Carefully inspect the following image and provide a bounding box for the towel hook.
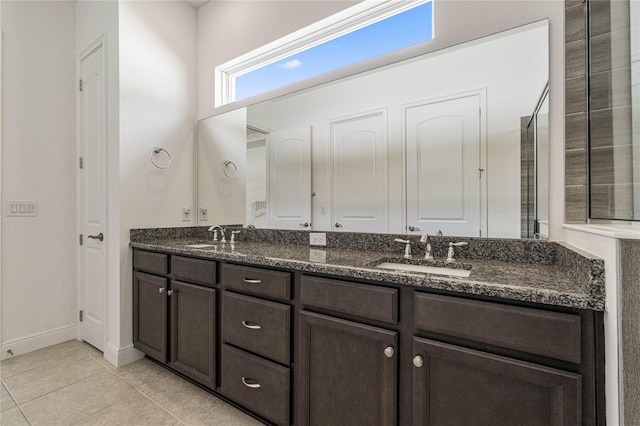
[150,147,171,169]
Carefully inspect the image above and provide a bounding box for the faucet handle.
[394,239,412,259]
[230,230,241,243]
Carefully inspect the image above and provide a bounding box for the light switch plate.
[310,232,327,246]
[6,201,38,217]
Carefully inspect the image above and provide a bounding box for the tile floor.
[0,340,264,425]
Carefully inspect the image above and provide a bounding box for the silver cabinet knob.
[299,222,310,228]
[408,226,421,232]
[413,355,424,368]
[335,223,343,228]
[241,377,261,389]
[159,287,165,293]
[167,290,174,296]
[384,346,395,358]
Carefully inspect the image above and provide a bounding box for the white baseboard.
[103,342,144,367]
[1,324,77,360]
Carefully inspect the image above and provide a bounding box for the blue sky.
[235,2,433,101]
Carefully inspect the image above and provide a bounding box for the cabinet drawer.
[221,263,291,301]
[300,275,398,324]
[133,250,168,275]
[223,292,290,364]
[171,256,216,287]
[221,344,290,426]
[414,292,582,363]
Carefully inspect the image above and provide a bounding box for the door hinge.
[479,108,481,118]
[478,168,485,178]
[79,79,83,92]
[79,234,83,246]
[79,310,83,322]
[79,157,83,169]
[479,229,482,237]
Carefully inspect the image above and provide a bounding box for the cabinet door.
[413,337,582,426]
[133,271,168,363]
[299,311,397,426]
[169,281,216,388]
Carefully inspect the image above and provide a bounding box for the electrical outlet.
[200,207,208,221]
[309,248,327,263]
[182,206,191,222]
[310,232,327,246]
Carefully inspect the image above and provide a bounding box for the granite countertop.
[130,235,605,311]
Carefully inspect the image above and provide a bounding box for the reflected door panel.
[268,126,312,230]
[406,94,482,237]
[331,111,388,233]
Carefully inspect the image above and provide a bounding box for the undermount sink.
[375,262,472,278]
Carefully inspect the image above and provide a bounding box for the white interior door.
[331,111,388,233]
[268,125,312,230]
[78,43,107,351]
[405,94,483,237]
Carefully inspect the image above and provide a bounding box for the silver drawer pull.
[243,278,262,284]
[242,321,262,330]
[241,377,261,389]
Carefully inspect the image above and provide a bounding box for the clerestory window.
[216,0,434,106]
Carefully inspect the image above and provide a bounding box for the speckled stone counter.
[130,227,606,311]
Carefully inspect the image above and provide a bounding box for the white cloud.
[280,59,302,70]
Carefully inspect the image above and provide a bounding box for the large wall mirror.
[197,20,549,238]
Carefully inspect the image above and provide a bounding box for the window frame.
[215,0,433,107]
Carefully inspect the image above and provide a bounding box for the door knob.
[159,287,165,293]
[87,233,104,241]
[167,290,174,296]
[299,222,310,228]
[335,223,343,228]
[408,226,421,232]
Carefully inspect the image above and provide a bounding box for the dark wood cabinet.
[298,310,398,426]
[133,249,602,426]
[412,337,582,426]
[169,280,216,388]
[133,253,218,389]
[133,271,168,363]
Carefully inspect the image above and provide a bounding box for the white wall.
[247,24,547,237]
[118,0,197,356]
[1,1,78,357]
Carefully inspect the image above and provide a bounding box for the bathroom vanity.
[131,228,605,426]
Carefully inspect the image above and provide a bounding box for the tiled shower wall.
[565,0,589,222]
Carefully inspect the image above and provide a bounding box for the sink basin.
[186,244,216,249]
[376,262,471,278]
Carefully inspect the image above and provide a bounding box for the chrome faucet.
[208,225,226,243]
[394,238,412,259]
[420,234,434,260]
[446,241,468,262]
[230,230,241,243]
